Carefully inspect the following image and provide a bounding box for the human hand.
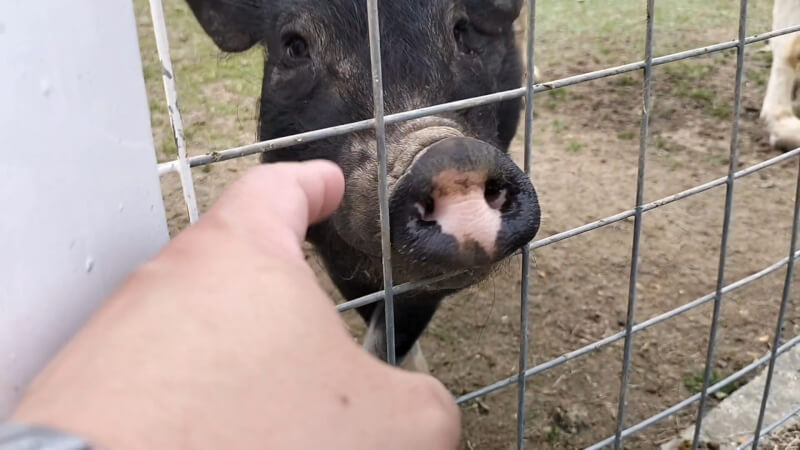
[11,160,460,450]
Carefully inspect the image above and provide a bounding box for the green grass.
[708,154,730,165]
[542,89,569,110]
[536,0,771,63]
[160,134,178,157]
[664,60,736,119]
[656,147,681,169]
[668,61,717,104]
[672,80,733,119]
[686,86,714,103]
[664,61,715,82]
[547,89,568,101]
[552,119,568,133]
[683,369,744,400]
[613,74,637,87]
[653,135,668,149]
[754,46,773,65]
[708,102,733,119]
[746,67,768,88]
[134,0,263,162]
[428,323,457,345]
[545,426,561,444]
[617,130,635,140]
[567,141,582,153]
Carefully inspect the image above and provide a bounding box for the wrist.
[0,422,94,450]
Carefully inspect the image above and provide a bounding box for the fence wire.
[736,405,800,450]
[691,1,749,449]
[146,0,800,448]
[516,0,537,447]
[148,0,198,223]
[365,0,397,366]
[613,1,655,447]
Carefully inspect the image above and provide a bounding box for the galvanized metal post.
[751,157,800,449]
[613,1,655,447]
[516,1,538,447]
[148,0,199,223]
[690,1,749,448]
[365,0,397,365]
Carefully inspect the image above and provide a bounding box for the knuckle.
[404,374,461,443]
[245,162,296,185]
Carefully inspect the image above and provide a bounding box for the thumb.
[286,159,346,231]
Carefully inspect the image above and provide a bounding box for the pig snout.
[389,137,540,269]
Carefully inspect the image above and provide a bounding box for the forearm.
[9,162,460,450]
[12,222,349,448]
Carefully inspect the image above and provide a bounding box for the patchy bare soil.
[763,423,800,449]
[136,0,799,448]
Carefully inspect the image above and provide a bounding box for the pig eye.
[453,19,473,54]
[283,34,309,62]
[453,19,468,42]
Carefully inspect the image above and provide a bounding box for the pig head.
[185,0,541,369]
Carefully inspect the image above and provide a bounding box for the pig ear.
[465,0,523,34]
[185,0,265,52]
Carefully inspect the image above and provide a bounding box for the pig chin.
[390,257,499,290]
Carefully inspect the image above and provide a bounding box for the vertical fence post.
[0,0,170,416]
[148,0,199,224]
[613,1,656,448]
[750,158,800,448]
[690,2,749,448]
[365,0,396,365]
[516,1,537,448]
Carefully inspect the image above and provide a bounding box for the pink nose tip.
[415,169,505,261]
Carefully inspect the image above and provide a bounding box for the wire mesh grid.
[147,0,800,448]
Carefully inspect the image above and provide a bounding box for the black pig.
[185,0,541,372]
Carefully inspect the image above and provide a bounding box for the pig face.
[186,0,540,289]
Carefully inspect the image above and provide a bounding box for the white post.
[0,0,169,416]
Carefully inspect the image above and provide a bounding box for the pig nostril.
[485,179,508,211]
[414,197,436,224]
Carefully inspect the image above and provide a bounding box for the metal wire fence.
[147,0,800,448]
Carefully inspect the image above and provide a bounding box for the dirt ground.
[135,0,799,448]
[763,423,800,449]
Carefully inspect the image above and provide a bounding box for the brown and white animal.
[185,0,542,372]
[762,0,800,150]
